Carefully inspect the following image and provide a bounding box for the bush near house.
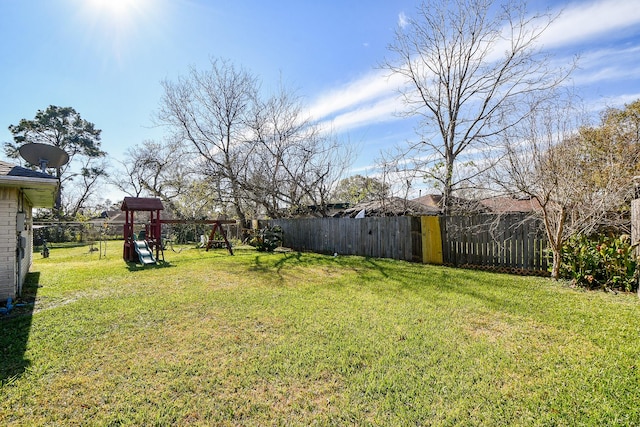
[560,234,638,292]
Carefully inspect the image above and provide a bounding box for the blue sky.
[1,0,640,201]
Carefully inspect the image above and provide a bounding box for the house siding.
[18,207,33,289]
[0,188,34,301]
[0,188,18,300]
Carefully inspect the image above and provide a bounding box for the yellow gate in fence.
[421,216,443,264]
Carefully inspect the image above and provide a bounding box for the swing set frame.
[121,197,235,263]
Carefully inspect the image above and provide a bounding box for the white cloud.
[586,93,640,112]
[307,70,405,122]
[574,64,640,86]
[554,44,640,113]
[307,0,640,144]
[540,0,640,48]
[398,11,408,29]
[317,95,404,134]
[577,45,640,66]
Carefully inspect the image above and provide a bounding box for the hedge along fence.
[266,213,549,275]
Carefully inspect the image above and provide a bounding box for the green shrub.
[248,225,283,252]
[560,234,638,292]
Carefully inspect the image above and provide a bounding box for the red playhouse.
[120,197,234,264]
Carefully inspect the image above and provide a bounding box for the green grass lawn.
[1,242,639,426]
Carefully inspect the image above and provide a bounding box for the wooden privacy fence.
[443,214,549,275]
[266,213,549,275]
[267,217,422,262]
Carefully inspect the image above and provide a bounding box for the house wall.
[0,188,33,301]
[18,201,33,290]
[0,188,18,300]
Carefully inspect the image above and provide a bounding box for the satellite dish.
[18,143,69,173]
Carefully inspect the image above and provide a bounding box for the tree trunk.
[442,152,455,216]
[540,204,566,280]
[551,248,561,280]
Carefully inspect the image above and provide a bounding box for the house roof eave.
[0,176,59,208]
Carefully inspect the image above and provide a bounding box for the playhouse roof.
[120,197,164,211]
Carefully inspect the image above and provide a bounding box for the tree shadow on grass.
[250,251,337,281]
[249,254,294,284]
[272,251,351,274]
[251,252,548,317]
[0,272,39,383]
[250,254,273,273]
[363,257,536,314]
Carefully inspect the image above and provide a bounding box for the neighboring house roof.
[103,209,127,223]
[412,194,443,208]
[412,193,541,215]
[412,194,480,212]
[0,160,58,207]
[479,196,542,214]
[334,197,440,217]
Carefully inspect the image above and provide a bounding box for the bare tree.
[494,96,638,278]
[384,0,571,214]
[158,59,352,219]
[112,139,191,216]
[241,84,354,217]
[245,85,314,216]
[112,157,146,198]
[64,157,108,217]
[157,58,258,222]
